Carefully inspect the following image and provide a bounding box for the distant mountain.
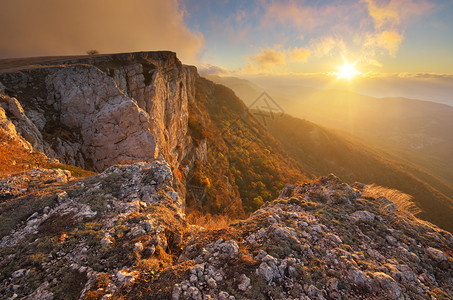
[263,114,453,232]
[207,75,453,190]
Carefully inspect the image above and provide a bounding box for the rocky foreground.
[1,163,452,299]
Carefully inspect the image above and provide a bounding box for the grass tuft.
[186,209,233,230]
[364,184,422,226]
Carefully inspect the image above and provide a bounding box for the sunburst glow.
[335,61,361,80]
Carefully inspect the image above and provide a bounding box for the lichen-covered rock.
[372,272,402,299]
[167,175,453,299]
[0,168,70,201]
[0,160,192,299]
[1,170,452,299]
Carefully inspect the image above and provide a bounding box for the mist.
[242,74,453,106]
[0,0,204,63]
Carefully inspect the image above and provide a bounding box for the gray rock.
[257,262,275,282]
[134,242,144,251]
[426,247,447,262]
[207,278,217,289]
[218,291,230,300]
[237,274,251,291]
[219,240,239,260]
[172,284,182,300]
[115,269,137,287]
[348,268,369,287]
[372,272,402,299]
[351,210,375,223]
[11,269,26,278]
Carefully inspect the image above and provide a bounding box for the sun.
[335,61,361,80]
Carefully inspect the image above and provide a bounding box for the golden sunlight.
[335,61,361,80]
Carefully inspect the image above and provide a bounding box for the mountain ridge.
[205,75,453,186]
[0,52,452,299]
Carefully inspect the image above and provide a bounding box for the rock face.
[2,169,451,299]
[0,94,42,152]
[0,51,199,172]
[45,65,157,170]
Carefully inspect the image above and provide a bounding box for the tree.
[86,49,99,55]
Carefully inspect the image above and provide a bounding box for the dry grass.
[0,129,95,178]
[364,184,422,225]
[186,209,233,230]
[0,130,47,176]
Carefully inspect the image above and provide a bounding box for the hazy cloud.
[362,0,400,29]
[263,0,320,30]
[311,37,346,58]
[248,48,286,71]
[362,0,433,29]
[198,63,231,75]
[0,0,204,63]
[246,45,316,73]
[397,72,453,79]
[370,30,403,56]
[289,48,311,62]
[262,0,350,31]
[361,0,433,56]
[258,0,435,65]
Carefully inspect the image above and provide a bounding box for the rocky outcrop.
[0,160,192,299]
[1,169,451,299]
[0,94,43,152]
[0,51,200,172]
[164,175,453,299]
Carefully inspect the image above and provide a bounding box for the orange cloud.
[246,46,313,73]
[360,0,432,58]
[289,48,311,62]
[249,48,286,71]
[362,30,403,57]
[0,0,204,64]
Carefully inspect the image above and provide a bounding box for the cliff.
[0,51,308,218]
[0,52,199,172]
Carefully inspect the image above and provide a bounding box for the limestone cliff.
[0,52,200,172]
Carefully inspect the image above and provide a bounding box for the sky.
[1,0,453,102]
[182,0,453,75]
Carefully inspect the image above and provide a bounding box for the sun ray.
[335,60,361,80]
